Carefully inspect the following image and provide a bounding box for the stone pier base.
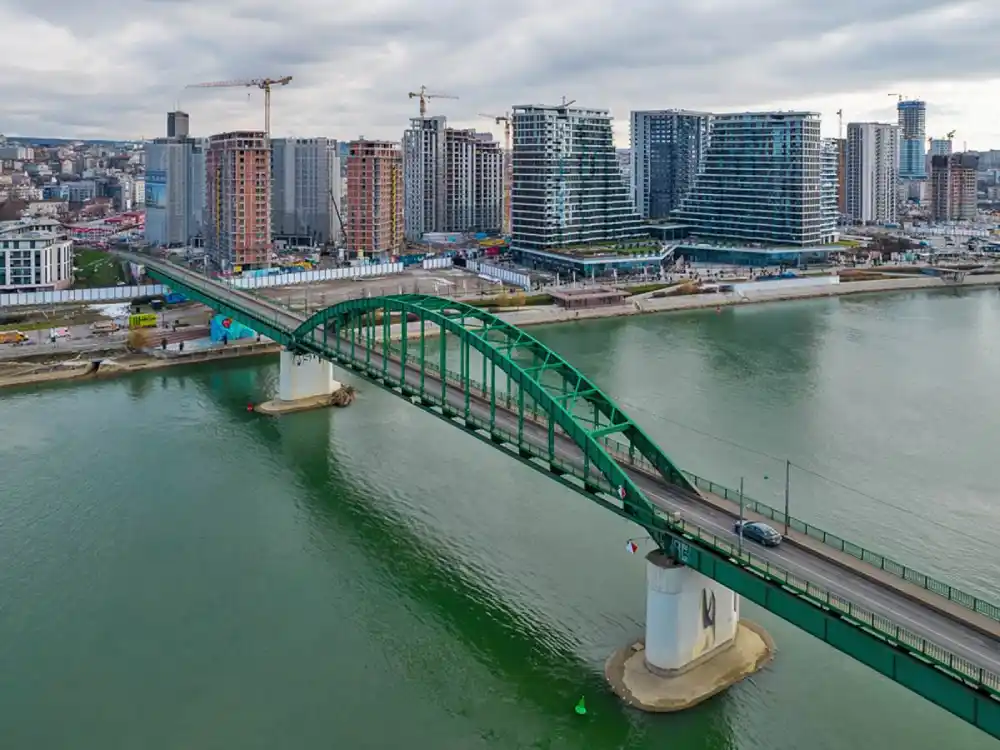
[605,620,773,712]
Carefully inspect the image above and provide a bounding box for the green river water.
[2,287,999,749]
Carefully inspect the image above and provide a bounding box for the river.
[2,286,998,749]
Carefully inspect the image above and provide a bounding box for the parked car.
[734,520,783,547]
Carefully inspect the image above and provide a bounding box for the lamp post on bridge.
[784,459,791,536]
[737,476,745,555]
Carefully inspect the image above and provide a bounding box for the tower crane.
[888,93,904,102]
[946,130,956,140]
[407,86,458,118]
[186,76,293,141]
[836,109,843,140]
[480,112,513,236]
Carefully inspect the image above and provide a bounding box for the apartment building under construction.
[403,116,503,240]
[345,139,404,257]
[204,131,271,270]
[930,153,978,222]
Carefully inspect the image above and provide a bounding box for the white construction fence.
[0,284,167,307]
[465,260,531,290]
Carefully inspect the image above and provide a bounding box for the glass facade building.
[897,100,927,180]
[510,104,646,254]
[630,110,712,219]
[673,111,837,246]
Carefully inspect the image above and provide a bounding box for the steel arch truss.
[291,294,696,523]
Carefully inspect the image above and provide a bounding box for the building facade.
[0,230,73,291]
[930,153,978,222]
[630,110,712,219]
[835,137,847,216]
[204,131,271,270]
[845,122,899,225]
[403,117,503,239]
[167,111,190,139]
[673,111,836,246]
[271,137,341,247]
[472,133,504,234]
[897,100,927,180]
[346,139,404,256]
[143,137,205,247]
[510,104,645,254]
[403,116,447,240]
[821,138,840,234]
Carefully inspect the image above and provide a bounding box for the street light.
[738,476,745,555]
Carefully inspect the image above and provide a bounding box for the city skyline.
[4,0,1000,148]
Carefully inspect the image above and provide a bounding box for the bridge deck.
[127,253,1000,689]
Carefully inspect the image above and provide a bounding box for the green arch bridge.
[131,254,1000,739]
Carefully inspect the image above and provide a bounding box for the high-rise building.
[930,153,978,222]
[472,133,504,235]
[346,139,404,257]
[204,131,271,270]
[271,137,341,247]
[835,137,847,216]
[144,136,205,246]
[630,109,712,219]
[897,100,927,180]
[510,104,645,255]
[403,117,503,239]
[673,111,836,246]
[845,122,900,225]
[403,116,446,240]
[926,138,953,176]
[821,139,840,235]
[167,111,189,139]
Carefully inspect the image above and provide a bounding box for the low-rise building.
[0,230,74,291]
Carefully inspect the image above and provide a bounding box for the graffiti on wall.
[692,588,718,660]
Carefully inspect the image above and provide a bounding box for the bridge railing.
[379,340,1000,628]
[406,392,1000,698]
[600,435,1000,626]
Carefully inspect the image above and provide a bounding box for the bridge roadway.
[130,254,1000,683]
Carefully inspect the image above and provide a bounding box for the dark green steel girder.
[290,294,696,509]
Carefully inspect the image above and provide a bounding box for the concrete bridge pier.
[256,350,352,415]
[605,550,774,712]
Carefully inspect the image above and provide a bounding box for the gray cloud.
[2,0,999,143]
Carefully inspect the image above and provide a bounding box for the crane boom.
[407,85,458,118]
[185,76,293,140]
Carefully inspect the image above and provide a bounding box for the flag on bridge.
[618,485,627,501]
[626,540,639,554]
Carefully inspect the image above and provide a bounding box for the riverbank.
[495,272,1000,329]
[0,340,281,389]
[3,272,999,391]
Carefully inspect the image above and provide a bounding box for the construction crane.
[186,76,293,141]
[407,86,458,118]
[946,130,956,140]
[480,112,513,236]
[888,93,904,103]
[836,109,843,140]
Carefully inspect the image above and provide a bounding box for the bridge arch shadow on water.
[182,365,736,748]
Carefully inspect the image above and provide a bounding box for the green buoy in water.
[574,697,587,715]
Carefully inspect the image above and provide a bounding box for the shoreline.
[2,273,998,391]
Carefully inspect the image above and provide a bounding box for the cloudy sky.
[4,0,1000,148]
